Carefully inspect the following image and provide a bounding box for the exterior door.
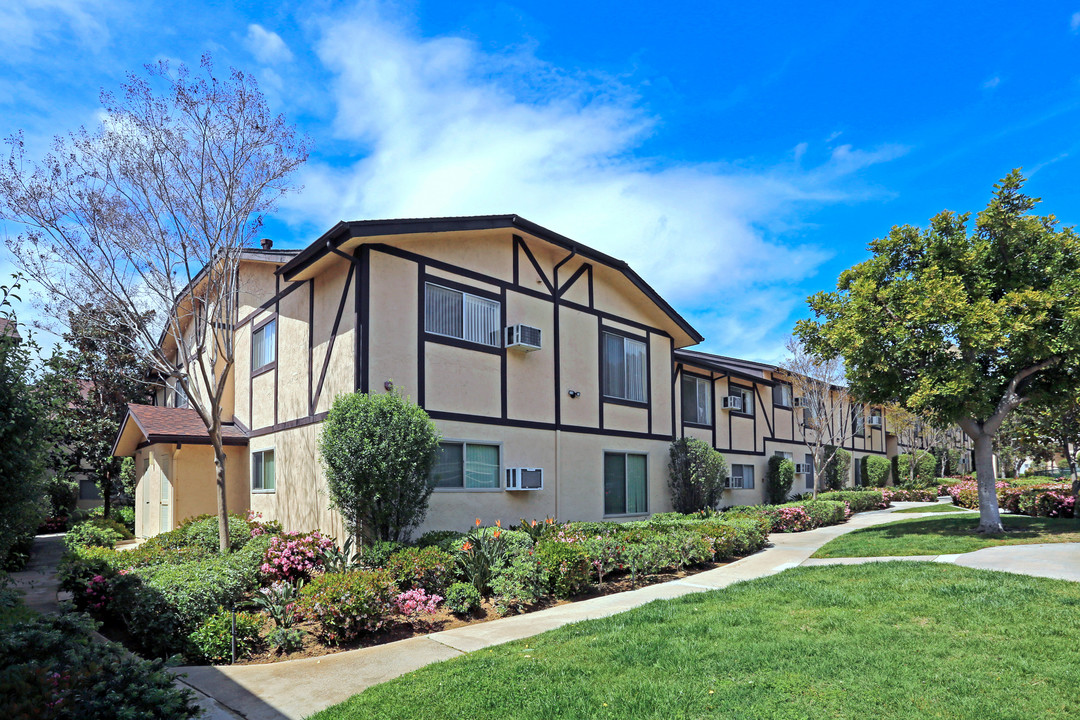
[158,457,172,533]
[805,454,815,490]
[140,456,151,537]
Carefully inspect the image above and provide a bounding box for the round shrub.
[823,448,851,490]
[415,530,465,552]
[383,546,455,594]
[64,520,123,551]
[260,530,335,583]
[535,541,590,599]
[360,539,404,568]
[765,456,796,504]
[444,581,482,615]
[188,608,264,664]
[491,556,548,616]
[668,437,728,512]
[297,570,397,645]
[862,455,891,488]
[179,515,255,553]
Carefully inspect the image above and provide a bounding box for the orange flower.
[530,520,537,527]
[495,519,502,528]
[475,518,481,527]
[461,540,473,552]
[493,529,501,539]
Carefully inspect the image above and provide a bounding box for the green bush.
[188,608,264,664]
[360,539,404,568]
[297,570,397,645]
[64,520,124,551]
[90,505,136,532]
[320,391,442,542]
[0,613,200,719]
[819,489,888,513]
[765,456,796,504]
[178,514,255,553]
[415,530,466,553]
[443,581,482,615]
[667,438,728,512]
[893,453,938,488]
[534,541,590,599]
[862,455,891,488]
[823,447,851,490]
[470,527,534,559]
[888,487,939,502]
[724,499,848,532]
[562,521,620,537]
[491,556,548,615]
[383,546,455,594]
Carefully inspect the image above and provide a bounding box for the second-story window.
[681,375,711,424]
[252,318,277,372]
[174,381,188,409]
[728,384,754,416]
[602,331,647,403]
[772,382,793,407]
[424,283,501,347]
[852,404,866,437]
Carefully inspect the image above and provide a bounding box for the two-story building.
[111,215,955,539]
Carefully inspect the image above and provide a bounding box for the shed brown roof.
[113,403,248,455]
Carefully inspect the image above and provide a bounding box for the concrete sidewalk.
[176,503,931,720]
[10,533,65,614]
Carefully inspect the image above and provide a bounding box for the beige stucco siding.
[558,307,600,427]
[368,254,419,399]
[277,282,312,423]
[312,262,357,416]
[133,443,247,537]
[505,292,556,424]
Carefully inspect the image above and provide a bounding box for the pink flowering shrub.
[394,588,443,617]
[261,530,335,583]
[947,480,1009,509]
[1000,483,1076,518]
[84,574,112,613]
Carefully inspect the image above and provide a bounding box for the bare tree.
[779,337,859,497]
[0,57,308,551]
[888,406,948,485]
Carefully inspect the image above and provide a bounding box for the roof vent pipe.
[260,238,273,250]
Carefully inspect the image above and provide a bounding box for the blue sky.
[2,1,1079,361]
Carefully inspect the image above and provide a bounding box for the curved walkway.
[175,502,943,720]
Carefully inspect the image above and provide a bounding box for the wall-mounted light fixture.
[567,389,581,398]
[384,380,394,392]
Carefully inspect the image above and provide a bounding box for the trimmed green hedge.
[861,456,891,488]
[723,499,848,532]
[819,489,889,513]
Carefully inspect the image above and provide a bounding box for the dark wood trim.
[515,235,554,294]
[683,421,712,430]
[711,374,718,448]
[252,313,277,333]
[587,264,594,308]
[645,330,653,433]
[597,322,650,344]
[358,246,369,393]
[671,350,679,439]
[557,262,591,298]
[307,280,314,413]
[512,235,520,286]
[416,261,426,406]
[500,286,508,420]
[603,396,649,409]
[248,412,330,438]
[552,250,575,427]
[274,273,280,426]
[425,409,675,442]
[236,281,305,328]
[138,434,249,448]
[311,263,355,416]
[423,274,502,302]
[755,384,773,438]
[597,314,604,430]
[251,360,277,379]
[424,332,504,356]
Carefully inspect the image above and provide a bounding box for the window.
[604,452,648,515]
[728,385,754,416]
[79,478,101,500]
[603,332,647,403]
[431,441,501,490]
[852,404,865,437]
[252,449,275,492]
[174,381,188,409]
[726,463,755,489]
[252,318,277,372]
[774,451,793,462]
[424,283,501,347]
[772,383,793,407]
[681,375,711,425]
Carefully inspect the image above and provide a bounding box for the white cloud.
[983,76,1001,90]
[1071,11,1080,33]
[282,5,904,358]
[0,0,115,55]
[244,24,294,65]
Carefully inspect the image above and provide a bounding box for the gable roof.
[277,215,703,344]
[111,403,248,456]
[674,348,778,387]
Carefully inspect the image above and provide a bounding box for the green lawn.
[812,515,1080,558]
[309,564,1080,720]
[893,504,975,514]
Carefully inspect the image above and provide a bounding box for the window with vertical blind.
[602,332,647,403]
[252,318,277,372]
[252,449,275,492]
[726,464,755,489]
[430,441,501,490]
[424,283,501,347]
[604,452,648,515]
[681,374,711,424]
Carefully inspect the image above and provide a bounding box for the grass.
[309,564,1080,720]
[893,503,975,514]
[812,515,1080,558]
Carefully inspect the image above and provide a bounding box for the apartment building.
[112,215,943,539]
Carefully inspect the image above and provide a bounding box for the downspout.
[552,249,577,521]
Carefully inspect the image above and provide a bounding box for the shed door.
[158,457,172,532]
[141,456,152,536]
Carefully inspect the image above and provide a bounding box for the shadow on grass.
[873,516,1077,540]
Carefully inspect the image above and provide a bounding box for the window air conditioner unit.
[505,467,544,491]
[794,463,812,475]
[505,324,542,351]
[868,415,883,427]
[720,396,743,411]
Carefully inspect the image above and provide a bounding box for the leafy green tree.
[668,438,728,512]
[822,446,851,490]
[1007,387,1080,503]
[320,391,441,543]
[764,455,795,504]
[798,171,1080,532]
[862,455,891,488]
[40,303,151,518]
[0,279,50,568]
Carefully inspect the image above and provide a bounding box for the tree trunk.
[972,433,1005,533]
[210,428,231,553]
[102,468,112,519]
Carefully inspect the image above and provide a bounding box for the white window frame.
[602,331,648,403]
[773,382,793,407]
[430,439,504,492]
[173,380,189,409]
[251,317,277,373]
[603,450,649,517]
[728,384,755,417]
[251,447,276,494]
[681,374,712,425]
[424,283,502,348]
[726,463,755,489]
